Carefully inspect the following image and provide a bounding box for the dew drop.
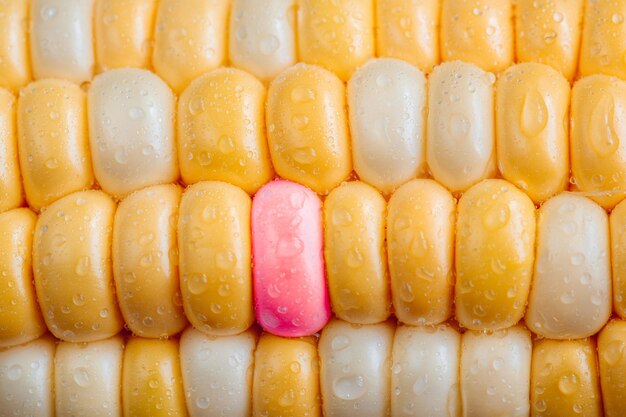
[520,89,548,137]
[6,365,22,381]
[558,372,579,395]
[187,273,208,295]
[73,367,90,387]
[333,374,367,400]
[196,396,210,409]
[128,107,145,120]
[331,335,350,351]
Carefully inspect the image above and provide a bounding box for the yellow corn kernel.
[178,181,253,336]
[178,68,274,194]
[228,0,297,83]
[33,190,123,342]
[496,63,570,204]
[297,0,374,81]
[0,88,23,212]
[266,64,351,194]
[95,0,157,71]
[440,0,513,73]
[571,74,626,209]
[55,336,124,416]
[123,337,187,417]
[515,0,583,81]
[253,334,321,417]
[456,179,536,331]
[0,208,45,348]
[375,0,440,73]
[18,79,93,211]
[153,0,229,93]
[0,336,55,415]
[0,0,30,91]
[580,0,626,79]
[427,61,496,193]
[599,320,626,417]
[611,199,626,318]
[461,327,532,416]
[30,0,95,84]
[531,339,602,417]
[387,179,455,326]
[323,181,389,324]
[113,184,187,338]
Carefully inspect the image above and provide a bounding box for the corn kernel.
[153,0,228,93]
[598,320,626,417]
[427,61,496,192]
[95,0,158,71]
[181,327,256,417]
[376,0,440,73]
[0,0,30,91]
[496,63,570,203]
[297,0,374,81]
[515,0,583,81]
[30,0,95,83]
[319,319,394,417]
[88,68,178,198]
[55,336,124,416]
[0,208,45,348]
[571,74,626,209]
[18,79,93,211]
[388,179,455,326]
[456,180,535,331]
[580,0,626,79]
[229,0,297,83]
[323,181,389,324]
[33,190,123,342]
[123,337,187,417]
[441,0,513,73]
[266,64,351,194]
[178,68,274,194]
[526,193,611,339]
[113,184,187,338]
[348,58,427,194]
[391,324,460,417]
[253,334,321,417]
[178,181,253,336]
[0,88,23,213]
[0,336,55,416]
[461,326,531,416]
[611,199,626,318]
[531,339,602,417]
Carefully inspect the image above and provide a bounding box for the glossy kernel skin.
[611,199,626,318]
[95,0,158,71]
[427,61,496,193]
[571,74,626,209]
[580,0,626,79]
[297,0,374,81]
[33,190,124,342]
[55,336,124,417]
[266,63,351,195]
[348,58,427,194]
[153,0,228,93]
[178,181,253,336]
[598,320,626,417]
[0,0,30,91]
[515,0,584,81]
[526,193,611,339]
[0,88,23,213]
[252,334,321,417]
[531,339,602,417]
[387,179,455,326]
[324,181,390,324]
[455,179,536,331]
[0,208,46,348]
[18,79,93,211]
[376,0,440,73]
[229,0,297,83]
[113,184,187,338]
[123,337,188,417]
[178,68,274,194]
[496,63,570,204]
[441,0,513,73]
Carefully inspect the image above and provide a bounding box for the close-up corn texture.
[5,0,626,416]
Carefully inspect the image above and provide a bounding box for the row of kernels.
[9,320,626,416]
